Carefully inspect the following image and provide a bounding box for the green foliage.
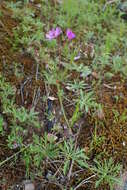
[78,90,99,113]
[0,117,4,134]
[66,80,88,92]
[68,63,92,78]
[90,128,105,152]
[60,139,89,175]
[12,107,39,125]
[93,158,122,189]
[60,0,79,27]
[70,102,81,128]
[7,1,22,10]
[0,10,3,17]
[0,75,15,114]
[7,125,23,149]
[43,59,69,85]
[104,32,118,53]
[30,133,59,167]
[0,75,40,149]
[8,4,44,50]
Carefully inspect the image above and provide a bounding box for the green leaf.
[63,160,70,175]
[0,117,3,133]
[81,66,91,78]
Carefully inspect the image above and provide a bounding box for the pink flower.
[46,29,56,40]
[46,27,62,40]
[66,29,76,40]
[55,27,62,37]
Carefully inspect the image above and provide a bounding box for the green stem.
[57,83,70,128]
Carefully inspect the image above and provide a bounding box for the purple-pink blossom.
[55,27,62,37]
[66,29,76,40]
[46,27,62,40]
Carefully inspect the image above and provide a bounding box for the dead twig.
[103,83,122,90]
[20,77,32,105]
[32,87,40,107]
[74,174,96,190]
[35,62,39,81]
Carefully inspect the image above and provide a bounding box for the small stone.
[123,141,126,147]
[22,180,35,190]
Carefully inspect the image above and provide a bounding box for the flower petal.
[66,29,76,40]
[54,27,62,37]
[46,27,62,40]
[46,29,55,40]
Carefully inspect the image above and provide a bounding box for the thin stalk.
[57,83,70,128]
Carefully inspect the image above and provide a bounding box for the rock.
[115,172,127,190]
[13,180,35,190]
[22,180,35,190]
